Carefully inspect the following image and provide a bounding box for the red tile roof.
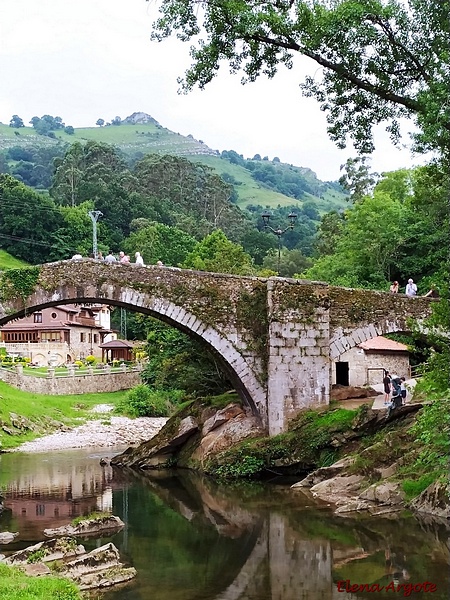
[358,336,409,352]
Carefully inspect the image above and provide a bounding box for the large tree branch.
[366,15,432,84]
[246,32,422,113]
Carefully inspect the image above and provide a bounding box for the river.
[0,447,448,599]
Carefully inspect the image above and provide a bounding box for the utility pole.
[88,210,103,259]
[120,308,127,339]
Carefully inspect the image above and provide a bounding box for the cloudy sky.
[0,0,425,181]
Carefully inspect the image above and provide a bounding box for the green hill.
[0,112,348,211]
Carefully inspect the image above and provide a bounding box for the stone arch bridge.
[0,261,434,435]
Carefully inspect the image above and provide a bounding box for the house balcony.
[0,341,70,357]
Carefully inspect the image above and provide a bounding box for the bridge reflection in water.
[0,450,448,600]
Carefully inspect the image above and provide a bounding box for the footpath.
[370,378,418,410]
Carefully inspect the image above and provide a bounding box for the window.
[34,313,42,323]
[93,334,98,344]
[51,312,57,319]
[80,333,85,342]
[41,332,60,342]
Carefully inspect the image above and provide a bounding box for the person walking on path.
[135,252,145,266]
[383,370,391,405]
[400,377,407,404]
[405,278,417,296]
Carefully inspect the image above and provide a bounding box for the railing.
[0,364,142,379]
[410,363,427,379]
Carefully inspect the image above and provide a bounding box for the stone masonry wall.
[0,368,141,395]
[266,278,331,435]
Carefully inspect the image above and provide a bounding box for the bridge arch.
[0,262,269,425]
[329,317,420,360]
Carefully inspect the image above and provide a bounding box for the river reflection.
[0,448,449,600]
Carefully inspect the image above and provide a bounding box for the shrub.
[85,355,96,365]
[74,360,83,368]
[116,384,180,417]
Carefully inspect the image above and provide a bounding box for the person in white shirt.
[405,278,417,296]
[135,252,145,266]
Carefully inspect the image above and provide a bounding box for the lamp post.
[261,211,297,275]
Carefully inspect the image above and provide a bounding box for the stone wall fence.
[0,364,141,395]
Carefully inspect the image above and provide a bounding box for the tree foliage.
[141,318,232,396]
[149,0,450,156]
[123,222,197,266]
[182,229,254,275]
[0,174,64,263]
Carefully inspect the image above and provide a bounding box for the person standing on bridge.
[104,251,117,263]
[135,252,145,266]
[389,281,399,294]
[405,278,417,297]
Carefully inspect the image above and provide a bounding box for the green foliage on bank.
[0,381,125,449]
[206,407,358,479]
[0,564,81,600]
[117,384,184,417]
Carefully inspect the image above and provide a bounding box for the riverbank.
[0,381,132,450]
[9,408,167,453]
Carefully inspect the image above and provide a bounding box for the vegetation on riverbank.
[205,406,358,479]
[0,381,125,449]
[0,564,81,600]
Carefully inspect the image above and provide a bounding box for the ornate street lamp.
[261,211,297,275]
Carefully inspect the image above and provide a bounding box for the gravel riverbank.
[10,405,167,453]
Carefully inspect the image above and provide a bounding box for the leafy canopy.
[149,0,450,155]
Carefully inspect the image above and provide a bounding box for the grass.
[0,380,126,449]
[0,564,81,600]
[71,511,111,526]
[0,250,28,270]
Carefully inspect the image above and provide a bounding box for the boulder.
[169,416,199,447]
[0,531,19,544]
[192,415,263,465]
[44,515,124,538]
[409,480,450,519]
[331,385,378,401]
[5,539,136,591]
[202,404,244,436]
[5,537,85,565]
[310,475,365,505]
[291,457,355,489]
[359,481,404,505]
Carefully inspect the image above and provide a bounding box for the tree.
[339,157,378,202]
[149,0,450,157]
[96,118,105,127]
[9,115,24,128]
[0,174,64,263]
[123,223,197,266]
[111,116,122,126]
[262,248,311,278]
[182,229,254,275]
[64,125,75,135]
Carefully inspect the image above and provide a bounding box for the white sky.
[0,0,425,181]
